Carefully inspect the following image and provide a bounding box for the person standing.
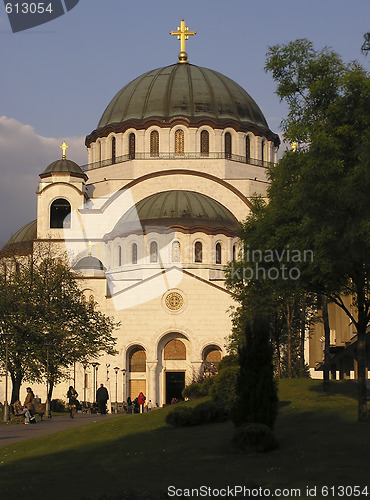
[96,383,109,414]
[138,391,146,413]
[67,386,79,418]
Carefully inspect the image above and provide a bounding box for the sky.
[0,0,369,244]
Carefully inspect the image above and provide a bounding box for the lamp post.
[121,368,127,404]
[114,367,119,413]
[82,362,88,406]
[1,329,10,423]
[91,362,99,402]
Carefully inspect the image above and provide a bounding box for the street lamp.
[82,362,88,406]
[121,368,127,404]
[114,367,119,413]
[91,362,100,402]
[1,329,10,422]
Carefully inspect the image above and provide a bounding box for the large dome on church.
[86,63,278,145]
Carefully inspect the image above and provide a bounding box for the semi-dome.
[86,64,279,145]
[73,256,105,272]
[40,159,87,179]
[105,190,239,239]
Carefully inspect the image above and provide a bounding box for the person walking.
[138,391,146,413]
[22,387,36,424]
[96,383,109,414]
[67,386,79,419]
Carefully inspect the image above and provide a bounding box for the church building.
[3,21,280,406]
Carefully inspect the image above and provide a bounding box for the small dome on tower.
[41,158,86,177]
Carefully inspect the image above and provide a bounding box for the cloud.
[0,116,87,246]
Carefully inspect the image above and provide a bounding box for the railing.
[81,152,275,172]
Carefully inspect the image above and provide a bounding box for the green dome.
[86,63,278,145]
[40,159,86,179]
[2,220,37,253]
[105,190,238,238]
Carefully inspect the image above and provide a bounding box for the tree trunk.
[300,293,306,376]
[286,304,292,378]
[10,370,22,404]
[355,285,368,422]
[322,295,331,392]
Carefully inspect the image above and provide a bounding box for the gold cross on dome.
[60,141,69,159]
[170,19,196,63]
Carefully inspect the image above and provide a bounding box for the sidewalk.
[0,412,122,448]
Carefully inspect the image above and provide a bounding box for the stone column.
[146,360,158,406]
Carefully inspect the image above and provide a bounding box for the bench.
[11,400,45,422]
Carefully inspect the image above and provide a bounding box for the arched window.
[233,244,237,261]
[117,245,122,267]
[175,129,184,156]
[203,346,222,370]
[261,139,265,164]
[50,198,71,228]
[194,241,203,263]
[129,347,146,372]
[132,243,138,264]
[246,135,251,163]
[96,140,101,163]
[89,294,95,310]
[200,130,209,156]
[172,241,181,262]
[225,132,232,159]
[164,339,186,360]
[111,136,116,164]
[215,243,222,264]
[129,133,135,159]
[150,241,158,263]
[150,130,159,157]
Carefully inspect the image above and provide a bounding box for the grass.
[0,379,369,499]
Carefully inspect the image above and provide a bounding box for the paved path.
[0,413,123,448]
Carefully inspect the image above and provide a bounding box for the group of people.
[67,383,110,416]
[19,384,153,424]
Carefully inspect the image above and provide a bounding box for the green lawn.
[0,379,369,500]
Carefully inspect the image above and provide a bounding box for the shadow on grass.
[308,379,358,400]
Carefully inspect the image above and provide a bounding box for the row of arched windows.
[106,130,268,162]
[115,241,234,266]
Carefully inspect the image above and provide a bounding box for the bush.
[231,423,279,453]
[182,382,203,400]
[51,399,66,412]
[210,365,239,410]
[217,354,239,371]
[166,400,228,427]
[201,375,216,396]
[166,405,196,427]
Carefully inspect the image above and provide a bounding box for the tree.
[225,197,316,378]
[231,315,278,430]
[264,39,370,421]
[0,243,118,403]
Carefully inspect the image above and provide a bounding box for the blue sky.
[0,0,369,243]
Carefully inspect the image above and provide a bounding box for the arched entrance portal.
[164,339,186,404]
[157,333,189,405]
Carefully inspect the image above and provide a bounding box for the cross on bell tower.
[170,19,196,63]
